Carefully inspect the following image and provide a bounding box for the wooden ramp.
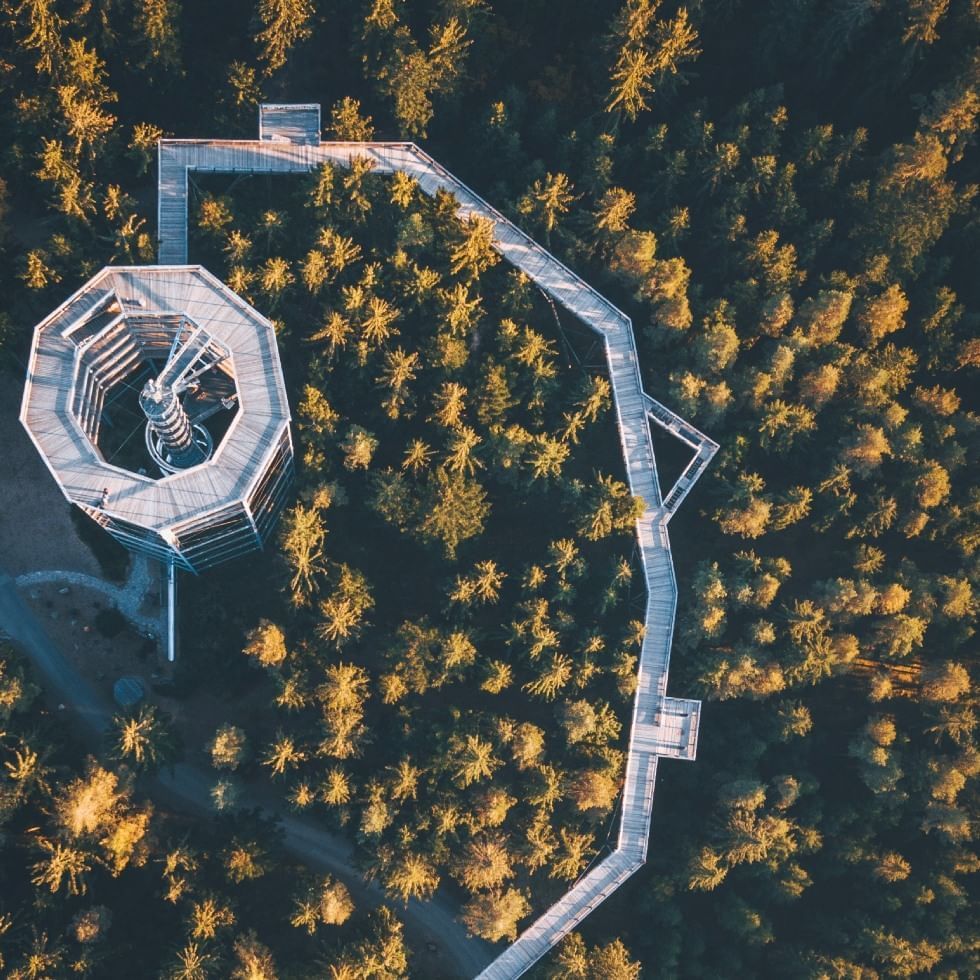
[156,111,719,979]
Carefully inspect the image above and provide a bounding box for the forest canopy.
[0,0,977,978]
[185,159,643,938]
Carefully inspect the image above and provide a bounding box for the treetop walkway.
[157,106,718,980]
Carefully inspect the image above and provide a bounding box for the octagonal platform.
[20,265,293,572]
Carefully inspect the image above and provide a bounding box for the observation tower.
[21,265,293,656]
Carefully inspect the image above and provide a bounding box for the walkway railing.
[157,113,718,980]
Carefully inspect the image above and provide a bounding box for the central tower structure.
[20,266,293,576]
[141,375,209,471]
[137,320,231,473]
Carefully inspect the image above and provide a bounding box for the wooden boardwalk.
[157,114,718,979]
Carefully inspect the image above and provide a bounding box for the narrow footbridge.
[157,104,719,979]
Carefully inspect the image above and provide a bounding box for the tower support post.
[166,559,177,663]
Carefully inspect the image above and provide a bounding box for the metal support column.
[166,559,177,663]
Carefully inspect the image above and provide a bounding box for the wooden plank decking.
[156,119,718,979]
[259,103,321,145]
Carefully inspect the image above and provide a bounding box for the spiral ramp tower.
[20,266,294,658]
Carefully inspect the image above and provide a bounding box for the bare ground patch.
[0,376,104,577]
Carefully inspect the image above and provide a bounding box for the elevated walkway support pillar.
[166,559,177,663]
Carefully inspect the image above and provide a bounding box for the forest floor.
[24,575,281,777]
[0,380,102,577]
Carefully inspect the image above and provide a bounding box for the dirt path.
[16,556,165,637]
[0,564,493,978]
